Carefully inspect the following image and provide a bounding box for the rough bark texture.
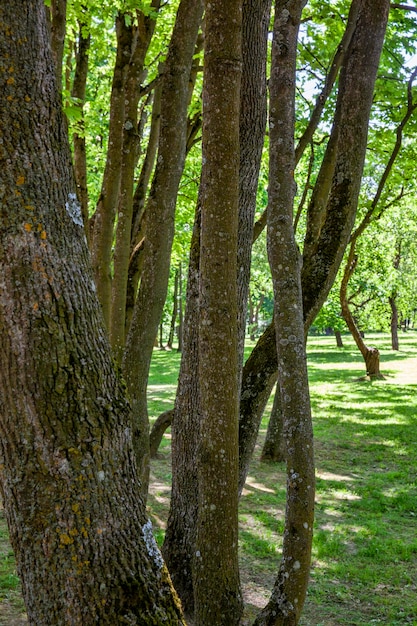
[122,0,204,494]
[254,3,315,624]
[0,3,185,623]
[193,1,243,624]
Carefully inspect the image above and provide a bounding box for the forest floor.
[1,331,416,625]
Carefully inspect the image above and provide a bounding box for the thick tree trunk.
[193,2,243,623]
[0,3,184,623]
[335,330,344,348]
[122,0,204,493]
[254,3,315,624]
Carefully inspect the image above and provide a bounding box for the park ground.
[1,331,416,625]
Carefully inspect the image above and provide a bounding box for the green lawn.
[1,331,416,625]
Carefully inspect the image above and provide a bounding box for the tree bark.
[122,0,204,494]
[71,20,91,244]
[254,3,315,624]
[0,3,184,623]
[237,0,390,492]
[389,296,400,350]
[193,1,243,623]
[335,330,344,348]
[110,3,161,362]
[261,387,286,463]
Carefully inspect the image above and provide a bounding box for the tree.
[0,1,184,623]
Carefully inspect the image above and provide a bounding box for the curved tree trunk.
[0,3,184,623]
[340,252,384,379]
[261,387,286,463]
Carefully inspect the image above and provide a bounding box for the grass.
[1,331,417,624]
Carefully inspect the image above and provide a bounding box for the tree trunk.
[177,262,184,352]
[110,3,161,362]
[335,329,344,348]
[340,252,384,379]
[193,1,243,623]
[237,0,390,491]
[71,21,91,244]
[261,387,286,463]
[255,3,315,624]
[167,267,180,349]
[122,0,204,494]
[0,3,184,623]
[389,295,400,350]
[50,0,67,87]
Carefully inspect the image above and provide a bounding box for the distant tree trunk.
[389,295,399,350]
[335,330,344,348]
[49,0,67,87]
[340,252,384,379]
[177,262,184,352]
[254,3,315,624]
[0,3,184,623]
[261,387,286,463]
[167,267,180,349]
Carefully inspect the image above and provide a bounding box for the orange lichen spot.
[33,302,39,311]
[72,503,81,514]
[7,96,13,102]
[24,205,34,211]
[84,517,91,526]
[24,222,32,232]
[25,95,31,102]
[81,527,88,538]
[71,555,78,562]
[7,77,15,85]
[59,533,74,546]
[69,528,78,537]
[16,175,25,186]
[8,66,14,73]
[96,528,103,535]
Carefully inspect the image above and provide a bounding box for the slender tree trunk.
[91,15,132,327]
[340,252,384,379]
[50,0,67,87]
[389,295,400,350]
[261,387,286,463]
[177,262,184,352]
[254,4,315,624]
[193,2,243,623]
[167,267,180,349]
[71,21,91,243]
[110,3,161,362]
[237,0,390,493]
[122,0,204,494]
[0,3,184,623]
